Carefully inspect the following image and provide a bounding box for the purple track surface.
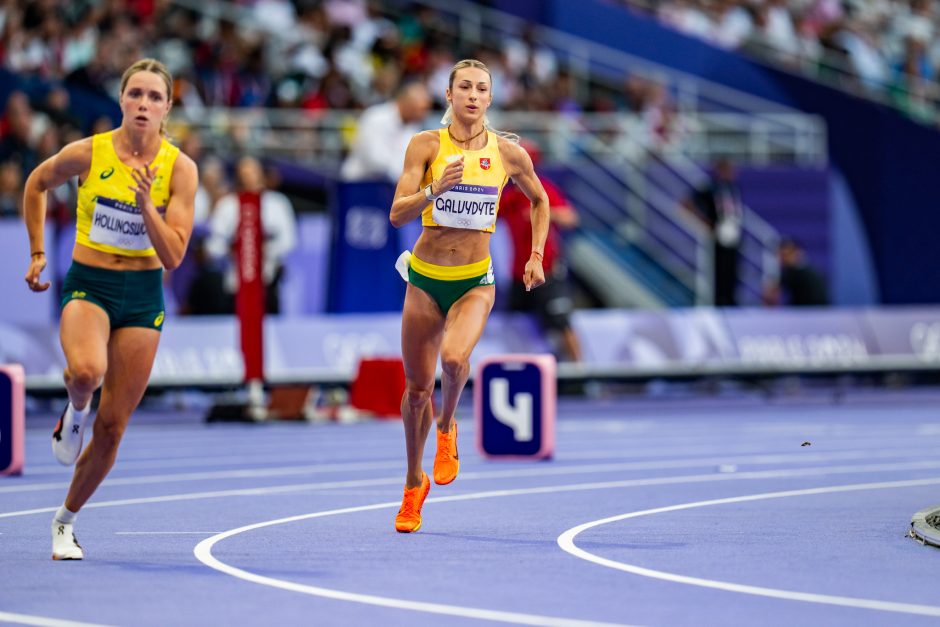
[3,389,940,627]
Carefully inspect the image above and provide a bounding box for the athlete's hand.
[25,253,51,292]
[523,253,545,292]
[129,164,159,213]
[432,156,464,196]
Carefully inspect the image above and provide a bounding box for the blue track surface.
[3,389,940,626]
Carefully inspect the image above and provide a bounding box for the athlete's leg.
[60,300,110,410]
[438,285,496,431]
[53,301,110,465]
[400,283,444,489]
[63,326,160,512]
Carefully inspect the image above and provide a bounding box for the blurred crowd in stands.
[0,0,830,314]
[0,0,693,219]
[620,0,940,123]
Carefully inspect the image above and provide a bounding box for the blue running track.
[3,389,940,626]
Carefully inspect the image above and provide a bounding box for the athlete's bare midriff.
[72,242,163,271]
[412,226,491,266]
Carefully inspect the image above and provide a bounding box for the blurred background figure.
[341,81,432,182]
[206,156,298,315]
[0,91,43,180]
[500,141,582,362]
[175,130,232,316]
[764,237,829,307]
[0,160,25,218]
[689,157,743,307]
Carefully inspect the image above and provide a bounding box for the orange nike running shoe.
[433,421,459,485]
[395,472,430,533]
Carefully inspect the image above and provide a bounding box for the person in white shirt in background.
[341,81,432,182]
[207,156,297,314]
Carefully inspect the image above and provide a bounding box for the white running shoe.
[51,521,84,560]
[52,402,91,466]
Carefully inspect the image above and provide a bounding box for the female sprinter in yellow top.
[23,58,198,559]
[389,59,549,532]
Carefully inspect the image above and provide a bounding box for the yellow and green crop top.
[420,128,509,233]
[75,131,180,257]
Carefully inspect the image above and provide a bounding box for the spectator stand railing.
[170,109,824,171]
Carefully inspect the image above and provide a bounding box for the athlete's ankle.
[54,505,78,525]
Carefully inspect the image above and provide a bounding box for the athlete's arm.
[389,131,462,228]
[500,138,548,291]
[133,152,198,270]
[23,138,93,291]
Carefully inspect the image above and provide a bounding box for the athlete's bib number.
[432,183,499,230]
[89,197,153,251]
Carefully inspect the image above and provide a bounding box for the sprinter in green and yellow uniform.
[389,59,550,533]
[23,58,198,560]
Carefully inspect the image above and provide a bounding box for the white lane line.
[5,446,938,495]
[115,531,223,535]
[20,452,392,475]
[194,501,633,627]
[0,460,402,494]
[0,612,114,627]
[557,477,940,618]
[6,458,940,520]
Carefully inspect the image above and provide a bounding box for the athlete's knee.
[403,382,433,410]
[91,416,127,451]
[66,362,105,392]
[440,350,469,380]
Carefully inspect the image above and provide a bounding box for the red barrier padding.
[349,358,406,418]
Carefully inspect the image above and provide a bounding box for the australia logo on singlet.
[433,183,499,230]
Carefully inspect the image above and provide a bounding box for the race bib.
[89,197,156,251]
[432,184,499,230]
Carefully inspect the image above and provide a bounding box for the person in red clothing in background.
[499,141,582,362]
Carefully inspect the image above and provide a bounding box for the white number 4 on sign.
[489,378,533,442]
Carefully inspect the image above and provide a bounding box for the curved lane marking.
[194,473,940,624]
[557,477,940,617]
[194,497,633,627]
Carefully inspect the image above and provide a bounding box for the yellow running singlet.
[75,131,179,257]
[420,129,509,232]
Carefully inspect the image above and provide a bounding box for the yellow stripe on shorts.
[409,255,491,281]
